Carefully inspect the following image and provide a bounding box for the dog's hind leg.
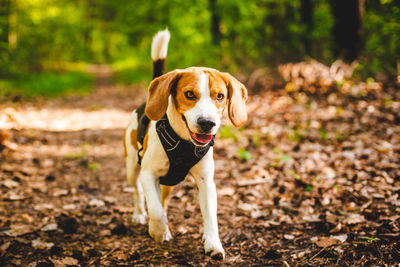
[125,114,147,225]
[126,157,147,224]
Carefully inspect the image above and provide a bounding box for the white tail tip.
[151,29,170,61]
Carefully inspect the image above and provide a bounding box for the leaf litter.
[0,75,399,265]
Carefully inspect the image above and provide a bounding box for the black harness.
[136,103,214,186]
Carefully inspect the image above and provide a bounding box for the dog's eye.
[216,93,225,101]
[184,91,196,100]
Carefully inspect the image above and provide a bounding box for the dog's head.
[145,67,248,146]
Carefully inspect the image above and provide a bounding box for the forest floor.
[0,68,399,266]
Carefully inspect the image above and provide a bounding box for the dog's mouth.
[191,132,213,144]
[182,116,213,146]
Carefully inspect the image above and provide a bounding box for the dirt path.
[1,72,400,266]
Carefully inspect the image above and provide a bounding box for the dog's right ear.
[145,70,182,121]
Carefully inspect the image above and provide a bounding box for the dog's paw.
[204,237,225,259]
[132,213,147,225]
[148,219,172,243]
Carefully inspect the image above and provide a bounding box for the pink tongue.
[192,133,212,144]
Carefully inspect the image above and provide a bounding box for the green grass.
[0,71,94,100]
[113,68,151,85]
[111,57,152,85]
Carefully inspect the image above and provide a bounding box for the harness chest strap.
[136,103,214,186]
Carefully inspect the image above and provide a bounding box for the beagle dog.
[123,29,248,259]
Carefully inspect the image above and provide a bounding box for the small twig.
[309,247,327,261]
[88,247,118,266]
[237,179,268,187]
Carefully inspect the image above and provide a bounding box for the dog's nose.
[197,117,216,132]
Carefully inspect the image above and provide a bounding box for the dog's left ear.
[145,70,182,121]
[219,72,248,127]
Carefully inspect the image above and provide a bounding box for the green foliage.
[219,125,238,141]
[305,185,313,192]
[0,0,398,87]
[88,163,99,170]
[289,126,306,142]
[238,147,252,161]
[360,236,381,243]
[279,155,291,162]
[65,151,87,160]
[363,1,400,76]
[319,128,328,141]
[289,170,301,180]
[0,71,93,100]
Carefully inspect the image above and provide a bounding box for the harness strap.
[134,103,214,186]
[136,103,150,165]
[156,116,214,186]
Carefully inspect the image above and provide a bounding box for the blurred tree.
[300,0,314,56]
[331,0,365,62]
[0,0,397,81]
[0,0,10,77]
[209,0,222,46]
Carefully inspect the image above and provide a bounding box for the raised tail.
[151,29,170,79]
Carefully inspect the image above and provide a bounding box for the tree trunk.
[300,0,314,56]
[0,0,10,77]
[208,0,222,46]
[331,0,364,63]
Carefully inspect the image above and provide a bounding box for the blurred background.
[0,0,399,99]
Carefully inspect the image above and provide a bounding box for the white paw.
[148,218,172,243]
[203,236,225,259]
[132,213,147,224]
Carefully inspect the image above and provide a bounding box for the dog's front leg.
[139,171,172,242]
[191,150,225,259]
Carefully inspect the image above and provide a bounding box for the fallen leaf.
[123,187,134,193]
[343,213,365,224]
[7,192,26,201]
[114,206,133,213]
[331,234,347,243]
[2,179,19,188]
[53,189,69,197]
[34,203,55,211]
[63,204,77,210]
[41,223,58,232]
[238,203,259,212]
[4,225,35,237]
[32,239,54,250]
[89,198,105,207]
[103,196,117,203]
[61,257,78,265]
[219,187,235,196]
[284,234,295,240]
[314,236,340,248]
[49,258,67,267]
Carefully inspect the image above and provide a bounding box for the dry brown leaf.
[2,179,19,188]
[343,213,366,224]
[114,206,133,213]
[89,198,105,207]
[32,239,54,249]
[53,189,69,197]
[314,236,340,248]
[41,223,58,232]
[4,225,35,237]
[61,257,78,265]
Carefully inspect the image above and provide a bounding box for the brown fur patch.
[207,71,228,116]
[142,127,150,156]
[130,129,139,150]
[173,72,202,114]
[173,71,228,117]
[217,72,248,127]
[123,128,128,157]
